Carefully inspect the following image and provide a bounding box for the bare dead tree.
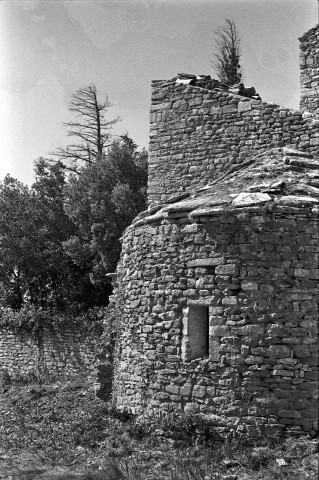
[212,19,243,86]
[49,84,119,173]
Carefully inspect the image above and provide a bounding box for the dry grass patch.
[0,379,317,480]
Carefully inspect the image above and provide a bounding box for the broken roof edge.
[131,147,319,228]
[151,76,319,118]
[132,200,319,230]
[151,74,261,102]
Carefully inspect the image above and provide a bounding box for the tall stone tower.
[110,25,319,437]
[299,24,319,114]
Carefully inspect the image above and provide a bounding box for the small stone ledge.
[283,147,313,158]
[187,258,225,267]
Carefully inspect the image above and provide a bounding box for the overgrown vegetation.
[0,84,148,327]
[0,380,318,479]
[0,304,105,336]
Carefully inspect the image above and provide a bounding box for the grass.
[0,378,318,480]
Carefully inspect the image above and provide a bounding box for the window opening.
[182,305,209,361]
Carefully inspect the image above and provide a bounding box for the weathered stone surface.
[109,26,319,436]
[148,77,319,205]
[277,195,319,206]
[111,204,318,435]
[232,192,272,207]
[241,280,259,291]
[187,257,225,267]
[283,147,313,158]
[269,345,291,358]
[300,25,319,114]
[215,264,239,275]
[0,324,103,382]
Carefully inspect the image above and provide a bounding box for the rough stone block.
[278,410,302,419]
[223,104,238,114]
[236,325,265,336]
[273,369,294,377]
[269,345,291,358]
[180,384,193,396]
[150,101,172,111]
[238,101,252,112]
[209,316,225,326]
[130,300,140,308]
[209,325,230,337]
[192,385,207,398]
[245,355,265,364]
[232,192,271,207]
[241,280,259,291]
[222,296,238,305]
[165,385,180,394]
[187,257,225,267]
[215,264,239,275]
[293,345,310,358]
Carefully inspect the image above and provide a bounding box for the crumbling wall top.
[137,147,319,228]
[299,24,319,114]
[148,77,319,206]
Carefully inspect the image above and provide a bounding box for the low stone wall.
[148,80,319,204]
[0,323,103,383]
[112,208,318,436]
[300,25,319,114]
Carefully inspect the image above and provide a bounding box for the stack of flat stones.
[135,147,319,226]
[176,73,261,100]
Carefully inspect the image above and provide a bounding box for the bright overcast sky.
[0,0,317,184]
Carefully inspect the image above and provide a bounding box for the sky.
[0,0,317,185]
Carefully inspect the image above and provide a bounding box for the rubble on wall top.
[133,147,319,227]
[299,23,319,42]
[175,73,262,101]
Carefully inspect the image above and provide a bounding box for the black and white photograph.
[0,1,318,479]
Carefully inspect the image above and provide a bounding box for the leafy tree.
[0,162,107,311]
[212,18,243,85]
[49,84,119,172]
[0,136,147,313]
[64,137,148,289]
[0,176,35,309]
[0,167,75,309]
[31,159,113,310]
[0,78,148,314]
[31,159,80,308]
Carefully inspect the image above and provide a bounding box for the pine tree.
[212,19,243,86]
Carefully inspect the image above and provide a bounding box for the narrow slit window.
[182,306,209,361]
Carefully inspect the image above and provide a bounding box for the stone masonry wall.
[112,210,318,436]
[300,25,319,114]
[0,323,102,382]
[148,81,319,205]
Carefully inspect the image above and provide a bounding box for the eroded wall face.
[148,81,319,205]
[300,27,319,114]
[112,213,318,435]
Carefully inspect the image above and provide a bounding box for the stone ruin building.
[101,25,319,436]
